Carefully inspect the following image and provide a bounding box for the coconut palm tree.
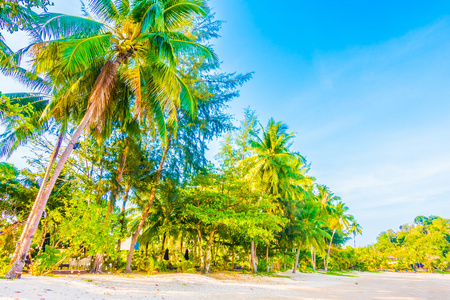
[349,220,362,248]
[242,119,304,196]
[290,194,330,273]
[6,0,217,279]
[240,119,306,272]
[324,201,352,271]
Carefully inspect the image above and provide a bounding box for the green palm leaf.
[133,0,164,32]
[164,0,207,30]
[60,34,112,73]
[38,13,108,40]
[85,0,120,22]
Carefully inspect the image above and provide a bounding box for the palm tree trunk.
[251,240,257,273]
[266,244,270,272]
[6,56,125,279]
[313,248,316,271]
[325,229,336,272]
[125,136,171,273]
[293,242,301,273]
[8,130,64,270]
[354,232,356,248]
[6,110,94,279]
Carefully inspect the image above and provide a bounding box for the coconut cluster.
[118,39,133,53]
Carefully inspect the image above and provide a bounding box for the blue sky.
[2,0,450,246]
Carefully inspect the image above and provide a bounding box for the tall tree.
[324,201,351,271]
[241,118,306,272]
[6,0,217,279]
[349,220,362,248]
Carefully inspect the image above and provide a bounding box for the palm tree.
[349,220,362,248]
[7,0,217,279]
[290,194,329,273]
[241,119,306,272]
[324,201,351,271]
[242,119,304,196]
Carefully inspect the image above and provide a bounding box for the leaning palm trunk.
[325,229,336,272]
[6,56,124,279]
[293,242,301,274]
[8,129,64,271]
[125,136,171,273]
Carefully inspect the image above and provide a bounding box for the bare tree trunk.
[125,135,171,273]
[232,240,235,270]
[6,56,124,279]
[325,229,336,272]
[293,242,301,273]
[251,241,257,273]
[197,225,204,269]
[193,235,198,262]
[108,146,127,213]
[90,254,104,273]
[115,187,130,269]
[93,150,128,273]
[266,244,270,272]
[204,230,215,273]
[160,232,166,261]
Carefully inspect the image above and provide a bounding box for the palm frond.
[85,0,120,22]
[170,39,218,66]
[38,13,108,40]
[176,73,197,117]
[132,0,164,32]
[164,0,207,30]
[59,34,112,73]
[114,0,131,16]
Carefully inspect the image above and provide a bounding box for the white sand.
[1,271,450,300]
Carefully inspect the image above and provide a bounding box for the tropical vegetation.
[1,0,448,280]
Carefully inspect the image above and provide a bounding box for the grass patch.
[320,271,357,277]
[253,272,290,278]
[364,270,382,273]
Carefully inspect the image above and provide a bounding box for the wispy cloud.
[285,18,450,245]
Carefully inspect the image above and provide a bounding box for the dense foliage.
[1,0,448,278]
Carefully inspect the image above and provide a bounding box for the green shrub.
[157,261,167,272]
[34,245,63,275]
[185,268,197,274]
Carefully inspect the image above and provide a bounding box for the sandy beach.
[1,271,450,300]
